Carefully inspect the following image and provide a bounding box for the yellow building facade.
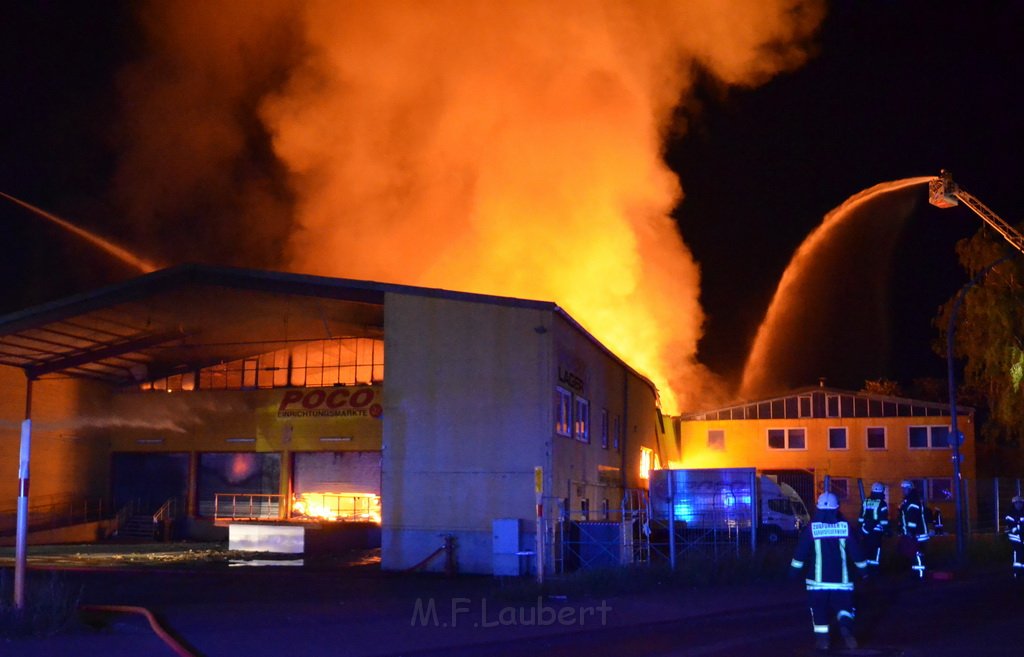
[674,387,976,522]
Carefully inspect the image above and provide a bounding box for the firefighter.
[858,482,889,570]
[790,491,868,652]
[898,480,930,579]
[1004,495,1024,579]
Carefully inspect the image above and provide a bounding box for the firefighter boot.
[839,625,858,650]
[814,634,830,652]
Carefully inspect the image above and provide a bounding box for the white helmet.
[817,492,840,510]
[871,482,885,494]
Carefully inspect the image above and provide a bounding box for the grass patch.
[0,569,83,638]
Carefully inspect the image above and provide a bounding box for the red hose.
[79,604,199,657]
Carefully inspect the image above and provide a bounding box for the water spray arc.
[1,191,158,274]
[739,176,934,399]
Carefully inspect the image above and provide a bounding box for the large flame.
[114,1,825,414]
[292,492,381,524]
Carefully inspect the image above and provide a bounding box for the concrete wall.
[0,365,110,512]
[381,293,551,574]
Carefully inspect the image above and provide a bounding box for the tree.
[935,227,1024,458]
[860,378,903,397]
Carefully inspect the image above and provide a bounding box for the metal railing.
[211,493,282,520]
[0,495,110,537]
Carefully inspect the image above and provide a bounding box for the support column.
[14,377,33,610]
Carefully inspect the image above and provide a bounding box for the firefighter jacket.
[858,493,889,536]
[790,512,867,591]
[1005,506,1024,544]
[899,490,930,542]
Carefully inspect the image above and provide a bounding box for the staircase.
[117,514,158,541]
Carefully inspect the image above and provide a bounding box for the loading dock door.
[112,452,189,514]
[293,451,381,495]
[292,451,381,522]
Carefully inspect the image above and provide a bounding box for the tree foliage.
[935,227,1024,450]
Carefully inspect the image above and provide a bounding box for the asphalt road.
[2,554,1021,656]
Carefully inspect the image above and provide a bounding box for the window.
[830,478,850,500]
[828,427,848,450]
[768,428,806,450]
[928,478,953,503]
[707,429,725,451]
[867,427,886,449]
[799,395,813,418]
[554,387,572,436]
[146,338,385,392]
[600,409,609,449]
[909,426,950,449]
[574,397,590,443]
[639,446,655,479]
[826,395,840,418]
[930,425,950,448]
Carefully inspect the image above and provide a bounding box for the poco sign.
[277,388,382,419]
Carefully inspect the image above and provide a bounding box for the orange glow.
[639,446,661,480]
[291,492,381,524]
[116,2,826,413]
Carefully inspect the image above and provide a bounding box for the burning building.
[0,264,670,574]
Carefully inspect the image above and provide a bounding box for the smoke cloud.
[113,1,824,413]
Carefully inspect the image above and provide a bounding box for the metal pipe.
[667,472,676,570]
[14,376,33,609]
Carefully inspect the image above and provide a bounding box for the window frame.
[908,425,951,450]
[707,429,725,451]
[866,426,887,450]
[827,426,848,450]
[574,396,590,443]
[554,387,572,437]
[767,427,807,451]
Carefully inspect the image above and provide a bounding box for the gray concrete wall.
[381,293,552,574]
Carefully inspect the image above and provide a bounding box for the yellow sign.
[534,466,543,494]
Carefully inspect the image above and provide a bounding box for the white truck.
[648,467,810,544]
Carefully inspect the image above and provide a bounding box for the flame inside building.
[114,0,826,414]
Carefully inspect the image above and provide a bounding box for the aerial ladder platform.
[928,169,1024,255]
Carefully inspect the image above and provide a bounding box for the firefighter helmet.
[900,480,913,490]
[817,492,840,510]
[1013,496,1024,506]
[871,482,885,494]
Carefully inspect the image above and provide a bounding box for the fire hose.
[402,534,457,576]
[79,604,201,657]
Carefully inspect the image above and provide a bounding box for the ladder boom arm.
[953,190,1024,256]
[929,170,1024,256]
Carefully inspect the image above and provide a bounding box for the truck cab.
[759,477,810,543]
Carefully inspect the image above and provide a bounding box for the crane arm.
[929,170,1024,255]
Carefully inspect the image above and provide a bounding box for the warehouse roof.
[0,264,643,389]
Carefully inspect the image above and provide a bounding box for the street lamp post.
[946,256,1009,563]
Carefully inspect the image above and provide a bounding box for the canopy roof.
[0,265,393,385]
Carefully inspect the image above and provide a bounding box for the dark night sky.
[1,1,1022,396]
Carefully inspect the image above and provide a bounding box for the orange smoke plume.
[116,1,825,414]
